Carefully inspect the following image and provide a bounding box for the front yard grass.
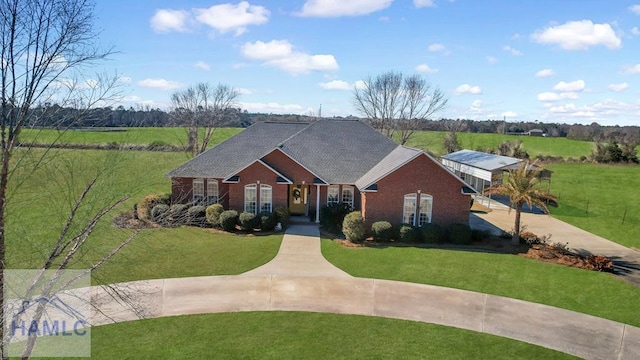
[322,239,640,328]
[46,312,576,359]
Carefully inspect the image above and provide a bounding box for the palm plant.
[485,161,557,245]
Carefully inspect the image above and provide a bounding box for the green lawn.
[5,148,281,284]
[404,131,594,158]
[19,127,242,147]
[35,312,575,359]
[546,162,640,249]
[322,240,640,328]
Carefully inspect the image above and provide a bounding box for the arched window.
[403,194,417,225]
[418,194,433,226]
[207,179,219,205]
[244,184,257,214]
[342,186,354,209]
[193,178,204,205]
[260,184,272,212]
[327,185,339,205]
[403,193,433,226]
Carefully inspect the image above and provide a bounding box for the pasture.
[5,148,281,284]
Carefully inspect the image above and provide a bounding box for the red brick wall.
[171,177,229,208]
[262,149,317,184]
[228,161,288,212]
[363,154,470,228]
[171,177,192,204]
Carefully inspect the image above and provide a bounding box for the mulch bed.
[521,244,613,272]
[113,211,160,229]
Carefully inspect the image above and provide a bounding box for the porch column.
[315,184,321,223]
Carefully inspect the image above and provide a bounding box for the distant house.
[441,149,552,194]
[528,129,544,137]
[167,119,473,228]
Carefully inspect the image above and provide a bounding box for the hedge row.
[340,211,486,245]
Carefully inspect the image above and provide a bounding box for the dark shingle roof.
[355,146,422,190]
[166,122,308,178]
[167,119,401,184]
[278,119,398,184]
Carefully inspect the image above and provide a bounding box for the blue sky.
[93,1,640,125]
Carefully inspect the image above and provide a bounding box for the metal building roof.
[442,149,522,171]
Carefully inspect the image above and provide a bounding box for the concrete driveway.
[470,196,640,287]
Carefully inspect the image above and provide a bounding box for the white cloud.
[415,63,438,73]
[535,69,555,78]
[194,61,210,71]
[242,40,293,59]
[241,39,338,74]
[503,45,523,56]
[502,111,517,118]
[471,100,482,108]
[552,79,585,92]
[194,1,269,36]
[531,20,621,50]
[454,84,482,95]
[414,0,436,8]
[632,27,640,36]
[486,56,497,64]
[624,64,640,74]
[319,80,352,90]
[537,92,579,101]
[240,101,313,114]
[354,80,366,90]
[608,82,629,92]
[296,0,392,17]
[428,43,447,53]
[630,4,640,15]
[150,9,189,33]
[137,78,184,91]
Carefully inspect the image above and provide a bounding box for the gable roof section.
[356,146,474,192]
[166,121,308,178]
[278,119,398,184]
[442,149,522,172]
[223,159,293,184]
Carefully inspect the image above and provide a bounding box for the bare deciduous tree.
[353,71,448,145]
[170,83,239,157]
[0,0,138,358]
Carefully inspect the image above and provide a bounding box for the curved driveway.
[83,224,640,360]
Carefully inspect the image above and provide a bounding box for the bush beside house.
[342,211,366,243]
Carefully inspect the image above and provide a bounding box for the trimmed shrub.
[258,211,277,231]
[150,204,169,225]
[320,203,351,232]
[448,223,472,245]
[206,204,225,227]
[420,223,444,244]
[158,192,172,206]
[168,204,189,226]
[471,229,490,243]
[187,205,207,226]
[239,212,257,232]
[274,206,290,229]
[398,224,418,243]
[342,211,366,243]
[219,210,239,232]
[371,221,393,242]
[137,194,162,220]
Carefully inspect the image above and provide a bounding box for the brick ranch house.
[166,119,474,228]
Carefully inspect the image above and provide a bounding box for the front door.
[289,185,308,215]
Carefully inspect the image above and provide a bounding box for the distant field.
[404,131,594,158]
[19,127,243,147]
[5,148,281,284]
[546,162,640,249]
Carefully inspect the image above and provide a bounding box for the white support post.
[315,184,321,223]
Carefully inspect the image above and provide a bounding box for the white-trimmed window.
[244,184,257,214]
[327,185,339,205]
[418,194,433,226]
[206,179,219,205]
[260,184,272,213]
[193,178,204,205]
[403,194,417,225]
[342,186,354,209]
